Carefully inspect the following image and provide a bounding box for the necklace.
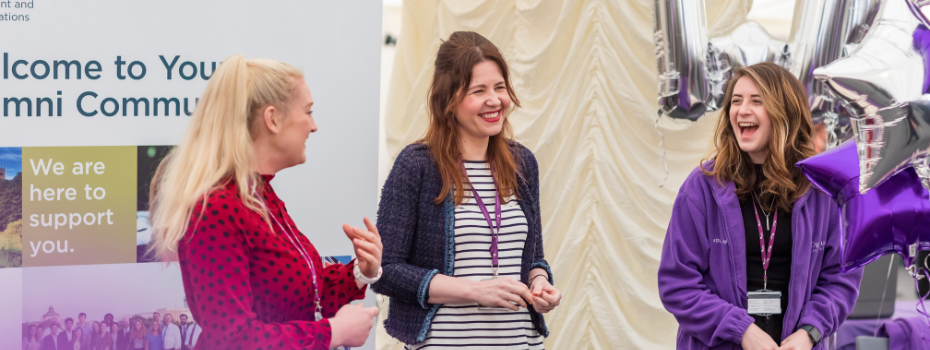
[753,192,776,230]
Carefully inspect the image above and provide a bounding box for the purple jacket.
[658,164,863,349]
[878,317,930,350]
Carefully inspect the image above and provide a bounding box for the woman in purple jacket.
[658,62,863,350]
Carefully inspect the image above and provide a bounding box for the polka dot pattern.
[178,175,367,349]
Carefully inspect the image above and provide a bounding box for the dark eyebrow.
[731,93,761,98]
[468,83,488,91]
[469,80,506,91]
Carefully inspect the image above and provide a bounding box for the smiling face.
[275,78,317,167]
[453,60,511,149]
[729,76,772,164]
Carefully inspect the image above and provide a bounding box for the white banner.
[0,1,382,348]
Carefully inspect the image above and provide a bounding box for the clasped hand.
[741,324,812,350]
[469,275,561,313]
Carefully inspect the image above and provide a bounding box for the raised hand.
[342,217,382,278]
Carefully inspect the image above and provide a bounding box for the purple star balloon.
[798,141,930,271]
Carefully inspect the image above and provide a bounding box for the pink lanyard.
[752,200,778,290]
[461,162,501,277]
[258,194,322,321]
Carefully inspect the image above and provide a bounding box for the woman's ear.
[261,105,281,134]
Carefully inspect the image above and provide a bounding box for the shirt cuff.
[530,262,554,285]
[417,269,440,309]
[346,260,368,298]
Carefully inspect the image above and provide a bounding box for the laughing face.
[729,76,771,164]
[454,60,511,148]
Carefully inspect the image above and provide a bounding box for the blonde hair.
[149,54,302,262]
[702,62,816,212]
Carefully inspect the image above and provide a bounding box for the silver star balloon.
[815,0,930,193]
[852,98,930,191]
[907,0,930,29]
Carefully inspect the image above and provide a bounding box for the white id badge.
[747,290,782,316]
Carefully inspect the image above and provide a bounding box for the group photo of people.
[21,310,201,350]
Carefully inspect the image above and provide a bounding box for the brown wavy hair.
[702,62,816,212]
[422,31,522,205]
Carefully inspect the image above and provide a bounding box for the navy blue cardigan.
[372,142,553,344]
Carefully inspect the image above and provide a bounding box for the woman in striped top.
[373,31,562,349]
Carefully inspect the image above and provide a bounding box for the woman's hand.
[342,217,382,278]
[778,329,813,350]
[328,303,379,348]
[528,275,561,313]
[469,277,535,311]
[741,324,779,350]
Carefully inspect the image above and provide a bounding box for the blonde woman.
[148,55,381,350]
[146,321,162,350]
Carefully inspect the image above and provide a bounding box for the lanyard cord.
[461,162,502,277]
[253,185,322,320]
[752,194,778,290]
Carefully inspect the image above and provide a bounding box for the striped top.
[407,161,544,350]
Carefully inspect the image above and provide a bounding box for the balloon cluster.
[652,0,881,147]
[798,0,930,272]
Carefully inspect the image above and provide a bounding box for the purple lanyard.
[263,198,322,321]
[461,162,502,274]
[752,200,778,290]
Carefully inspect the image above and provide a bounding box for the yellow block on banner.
[21,146,136,267]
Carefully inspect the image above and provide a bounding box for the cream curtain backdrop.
[376,1,753,349]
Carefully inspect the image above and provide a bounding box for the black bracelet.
[529,274,548,285]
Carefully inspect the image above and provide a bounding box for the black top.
[740,164,793,341]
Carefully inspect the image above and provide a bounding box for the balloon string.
[872,256,896,337]
[656,116,668,188]
[914,268,930,341]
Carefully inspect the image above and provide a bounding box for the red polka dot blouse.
[178,175,366,349]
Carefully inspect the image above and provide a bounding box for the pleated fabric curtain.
[376,1,752,348]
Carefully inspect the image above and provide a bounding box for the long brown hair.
[129,319,146,341]
[422,31,522,205]
[702,62,816,212]
[72,327,85,346]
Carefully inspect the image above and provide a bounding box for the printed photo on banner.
[22,146,137,267]
[20,262,194,350]
[324,255,353,267]
[0,147,23,268]
[136,145,173,263]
